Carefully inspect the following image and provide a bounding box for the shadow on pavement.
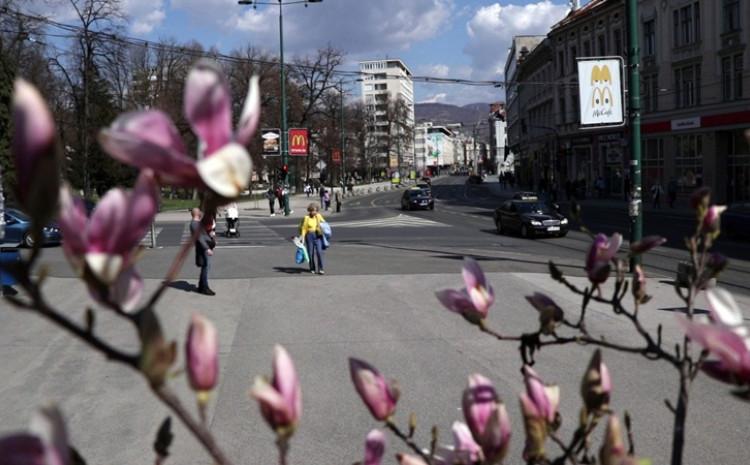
[657,306,709,316]
[273,266,309,274]
[168,280,197,293]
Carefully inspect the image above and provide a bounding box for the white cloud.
[174,0,453,56]
[463,1,569,80]
[130,8,166,34]
[419,93,448,104]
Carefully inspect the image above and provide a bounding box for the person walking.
[667,178,678,208]
[275,185,284,212]
[190,208,215,295]
[299,203,326,275]
[266,187,276,216]
[334,188,342,213]
[650,180,664,209]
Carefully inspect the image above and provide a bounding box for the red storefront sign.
[332,149,341,164]
[643,110,750,134]
[288,128,309,156]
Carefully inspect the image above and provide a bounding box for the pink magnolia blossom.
[99,61,260,199]
[450,421,483,463]
[250,345,302,434]
[0,406,69,465]
[57,170,158,311]
[580,349,612,413]
[526,292,564,334]
[436,258,495,323]
[349,358,399,421]
[364,429,386,465]
[462,374,511,464]
[396,454,428,465]
[680,288,750,385]
[521,366,560,424]
[186,314,219,392]
[629,235,666,255]
[585,233,622,284]
[701,205,727,235]
[632,265,649,304]
[11,79,60,223]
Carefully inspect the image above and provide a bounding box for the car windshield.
[7,209,30,222]
[409,189,428,197]
[516,202,552,214]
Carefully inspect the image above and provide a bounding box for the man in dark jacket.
[190,208,214,295]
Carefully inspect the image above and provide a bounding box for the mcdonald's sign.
[288,128,309,156]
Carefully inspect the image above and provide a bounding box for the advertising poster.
[577,58,624,126]
[288,128,309,156]
[262,129,281,155]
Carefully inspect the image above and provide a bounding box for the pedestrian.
[266,187,276,216]
[299,202,326,275]
[335,188,342,213]
[304,182,311,198]
[190,208,215,296]
[319,186,326,209]
[650,180,664,208]
[275,185,284,211]
[667,178,678,208]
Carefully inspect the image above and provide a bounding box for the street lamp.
[237,0,323,216]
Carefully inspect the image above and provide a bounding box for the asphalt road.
[3,176,750,465]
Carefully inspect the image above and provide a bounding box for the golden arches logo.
[590,65,612,86]
[291,134,307,147]
[591,87,614,109]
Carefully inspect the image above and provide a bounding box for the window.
[674,64,701,108]
[598,35,606,55]
[570,46,577,71]
[722,57,732,101]
[559,96,566,124]
[674,3,701,46]
[583,40,591,57]
[734,54,744,98]
[643,19,656,56]
[642,138,664,185]
[558,51,565,76]
[643,74,659,112]
[723,0,741,32]
[613,29,622,56]
[674,134,703,189]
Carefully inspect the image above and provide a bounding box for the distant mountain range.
[414,102,491,127]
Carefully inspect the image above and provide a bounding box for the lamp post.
[237,0,323,216]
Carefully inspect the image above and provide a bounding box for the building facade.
[359,59,416,173]
[507,0,749,203]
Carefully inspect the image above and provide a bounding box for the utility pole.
[627,0,643,270]
[340,78,345,188]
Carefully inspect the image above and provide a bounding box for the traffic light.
[277,164,289,183]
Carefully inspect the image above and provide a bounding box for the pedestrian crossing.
[330,214,448,229]
[179,218,284,246]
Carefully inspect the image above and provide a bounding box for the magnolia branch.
[386,420,431,463]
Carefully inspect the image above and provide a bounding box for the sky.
[23,0,574,106]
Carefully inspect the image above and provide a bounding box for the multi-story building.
[507,0,750,203]
[488,103,511,173]
[359,59,416,173]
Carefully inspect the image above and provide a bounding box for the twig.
[386,420,431,463]
[478,322,522,341]
[153,385,235,465]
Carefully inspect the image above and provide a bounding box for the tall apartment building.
[507,0,749,203]
[359,59,416,172]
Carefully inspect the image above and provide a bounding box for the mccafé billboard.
[288,128,309,156]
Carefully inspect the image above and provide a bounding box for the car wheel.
[521,225,531,239]
[23,232,35,248]
[429,204,434,210]
[558,231,568,238]
[495,218,503,234]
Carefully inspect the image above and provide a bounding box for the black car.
[493,200,569,238]
[401,188,434,211]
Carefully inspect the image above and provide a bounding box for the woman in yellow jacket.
[299,202,326,274]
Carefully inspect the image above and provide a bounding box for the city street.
[2,176,750,465]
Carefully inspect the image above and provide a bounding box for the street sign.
[332,149,341,164]
[316,160,327,171]
[288,128,309,156]
[261,128,281,155]
[577,57,625,127]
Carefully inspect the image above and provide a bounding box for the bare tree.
[288,44,343,127]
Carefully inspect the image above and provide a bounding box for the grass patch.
[159,194,266,211]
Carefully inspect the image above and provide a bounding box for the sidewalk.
[154,181,403,222]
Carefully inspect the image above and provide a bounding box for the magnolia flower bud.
[526,293,564,335]
[462,374,511,464]
[580,349,611,415]
[349,358,399,421]
[520,394,547,462]
[186,314,219,393]
[632,265,650,304]
[250,345,302,436]
[600,415,626,465]
[701,205,727,237]
[364,429,386,465]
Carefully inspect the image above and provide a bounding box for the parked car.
[493,200,569,238]
[722,203,750,240]
[512,191,540,201]
[401,187,434,211]
[3,208,61,247]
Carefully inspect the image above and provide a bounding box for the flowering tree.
[2,61,747,465]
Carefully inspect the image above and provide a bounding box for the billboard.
[577,58,625,127]
[425,132,444,166]
[332,149,341,164]
[261,129,281,155]
[288,128,309,156]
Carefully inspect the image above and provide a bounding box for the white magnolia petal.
[196,143,251,198]
[85,252,124,285]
